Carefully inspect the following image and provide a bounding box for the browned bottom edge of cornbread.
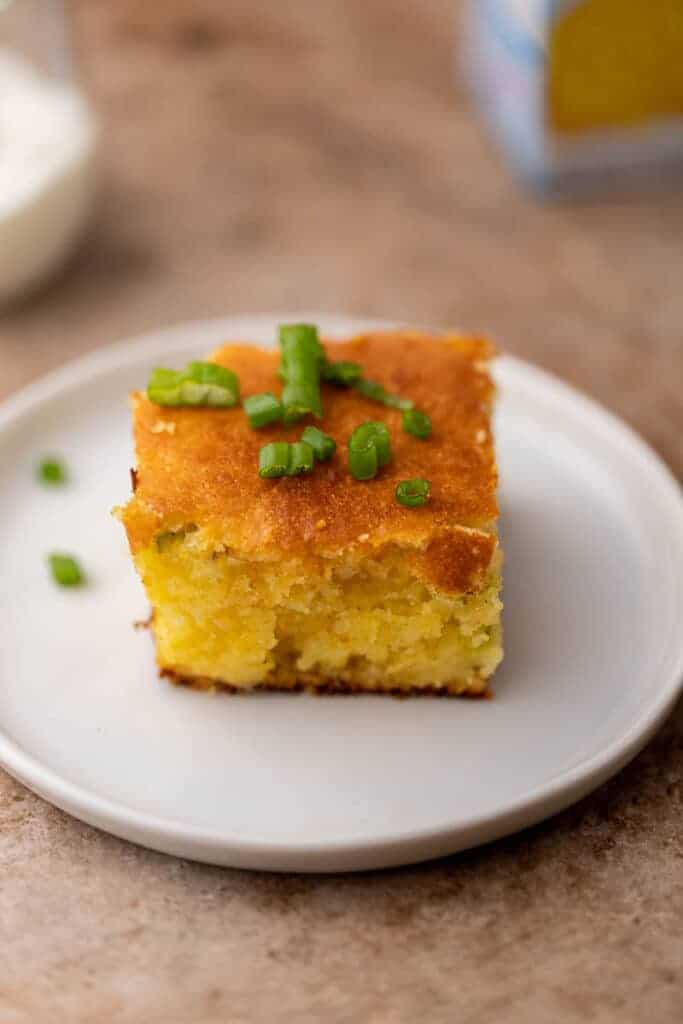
[160,667,492,698]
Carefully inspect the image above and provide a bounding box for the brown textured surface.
[123,333,497,583]
[1,1,683,1021]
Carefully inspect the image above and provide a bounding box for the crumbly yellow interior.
[135,528,503,694]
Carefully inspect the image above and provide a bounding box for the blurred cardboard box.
[465,0,683,191]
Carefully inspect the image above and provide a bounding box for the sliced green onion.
[38,457,67,485]
[182,362,239,407]
[279,323,322,352]
[382,392,414,411]
[352,421,390,466]
[185,361,236,388]
[396,478,430,508]
[402,408,432,439]
[354,378,413,411]
[176,381,218,406]
[48,553,84,587]
[258,441,315,477]
[278,323,324,423]
[348,442,377,480]
[322,360,363,386]
[301,425,336,462]
[348,421,391,480]
[147,367,180,404]
[147,361,239,408]
[243,392,283,428]
[354,378,386,403]
[259,442,291,478]
[288,441,314,475]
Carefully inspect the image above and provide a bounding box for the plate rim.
[1,312,682,872]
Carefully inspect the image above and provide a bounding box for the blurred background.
[1,0,682,476]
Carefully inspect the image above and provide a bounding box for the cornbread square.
[118,330,503,695]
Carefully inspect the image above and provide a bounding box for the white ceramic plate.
[1,314,682,873]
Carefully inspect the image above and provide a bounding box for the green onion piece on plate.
[38,457,67,485]
[402,408,432,439]
[147,362,239,408]
[278,323,324,423]
[48,553,84,587]
[301,425,336,461]
[322,360,363,386]
[287,441,315,475]
[243,392,283,428]
[348,421,391,480]
[396,478,430,507]
[259,442,291,478]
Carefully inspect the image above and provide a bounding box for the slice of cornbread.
[118,330,503,695]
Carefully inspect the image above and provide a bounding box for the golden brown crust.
[120,330,498,590]
[410,528,497,594]
[160,667,491,698]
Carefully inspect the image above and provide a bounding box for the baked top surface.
[122,330,498,572]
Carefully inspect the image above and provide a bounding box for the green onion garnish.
[258,441,315,478]
[48,553,84,587]
[354,378,386,403]
[396,478,430,507]
[322,360,363,386]
[38,457,67,485]
[348,421,391,481]
[354,378,413,411]
[301,425,336,461]
[243,392,283,428]
[259,442,291,478]
[356,422,391,466]
[402,408,432,439]
[348,440,377,480]
[147,362,239,408]
[288,441,315,475]
[278,323,324,423]
[382,392,414,411]
[146,367,178,401]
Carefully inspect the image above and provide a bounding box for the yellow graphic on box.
[549,0,683,134]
